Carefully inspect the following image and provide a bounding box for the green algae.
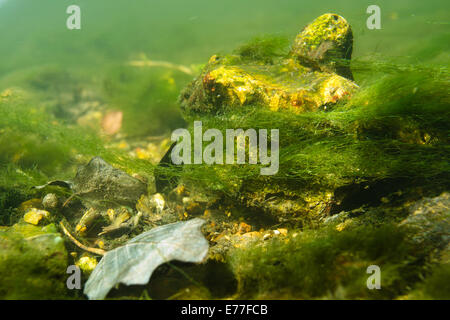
[235,35,290,64]
[102,66,189,137]
[410,264,450,299]
[0,187,28,225]
[226,222,441,299]
[171,63,449,217]
[0,89,157,191]
[174,24,448,218]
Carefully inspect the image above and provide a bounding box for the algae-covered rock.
[170,13,448,229]
[400,192,450,254]
[42,193,59,211]
[172,13,360,223]
[291,13,354,79]
[0,222,69,299]
[180,14,358,115]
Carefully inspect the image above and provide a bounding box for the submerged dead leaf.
[101,110,123,135]
[84,218,209,300]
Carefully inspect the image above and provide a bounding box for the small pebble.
[42,193,59,210]
[24,208,50,225]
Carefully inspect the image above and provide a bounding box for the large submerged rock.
[172,14,359,222]
[400,192,450,256]
[180,13,358,115]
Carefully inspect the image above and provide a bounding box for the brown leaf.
[101,110,123,135]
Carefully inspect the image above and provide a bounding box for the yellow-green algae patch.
[227,217,449,299]
[194,62,358,114]
[180,14,357,116]
[291,13,353,79]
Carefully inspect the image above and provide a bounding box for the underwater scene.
[0,0,449,301]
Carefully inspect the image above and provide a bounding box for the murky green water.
[0,0,448,76]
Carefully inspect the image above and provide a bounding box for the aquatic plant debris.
[84,218,209,300]
[72,157,148,209]
[34,157,148,209]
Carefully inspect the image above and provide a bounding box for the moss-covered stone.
[400,192,450,256]
[0,222,69,299]
[291,13,354,79]
[180,14,358,116]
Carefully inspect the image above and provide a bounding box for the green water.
[0,0,448,75]
[1,0,447,137]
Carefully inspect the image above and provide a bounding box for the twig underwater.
[59,221,106,256]
[128,58,194,75]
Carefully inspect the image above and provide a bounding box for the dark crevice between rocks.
[105,260,238,300]
[0,187,29,226]
[329,176,449,215]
